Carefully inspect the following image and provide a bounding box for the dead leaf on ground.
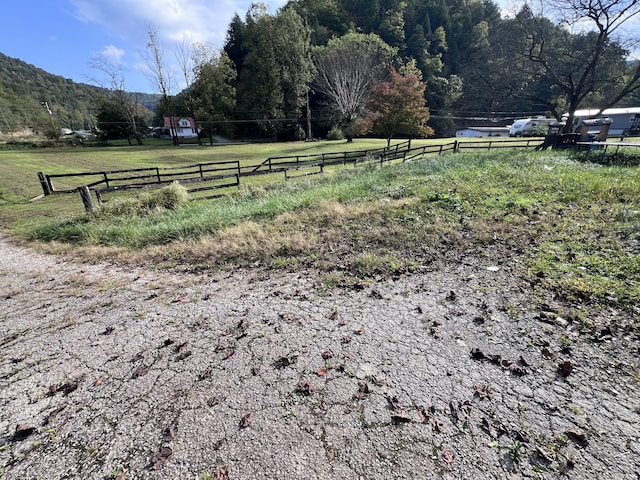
[442,449,455,463]
[353,381,370,400]
[175,350,192,361]
[150,446,173,470]
[317,368,327,376]
[557,361,573,378]
[321,350,334,360]
[239,413,252,429]
[295,382,316,396]
[132,365,150,379]
[214,465,230,480]
[473,384,491,399]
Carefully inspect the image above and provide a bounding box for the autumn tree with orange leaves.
[365,63,434,146]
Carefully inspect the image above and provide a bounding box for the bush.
[326,127,345,141]
[96,182,189,218]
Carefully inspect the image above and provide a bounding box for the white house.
[157,116,199,139]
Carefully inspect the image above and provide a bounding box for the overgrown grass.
[20,148,640,319]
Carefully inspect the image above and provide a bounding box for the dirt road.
[1,235,638,479]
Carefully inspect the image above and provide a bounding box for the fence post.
[454,141,460,153]
[156,167,161,183]
[38,172,52,195]
[78,186,95,212]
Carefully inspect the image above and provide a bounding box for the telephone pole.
[41,101,59,140]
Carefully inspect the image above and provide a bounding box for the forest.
[2,0,640,141]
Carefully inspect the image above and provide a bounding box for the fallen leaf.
[557,361,573,378]
[151,446,173,470]
[132,365,150,379]
[442,449,455,463]
[239,413,251,429]
[353,381,370,400]
[295,382,316,396]
[317,368,327,377]
[214,465,229,480]
[321,350,334,360]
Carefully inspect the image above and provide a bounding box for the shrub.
[96,182,189,218]
[326,127,345,141]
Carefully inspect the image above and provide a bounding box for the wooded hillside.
[0,52,159,135]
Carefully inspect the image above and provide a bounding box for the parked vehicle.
[509,117,556,137]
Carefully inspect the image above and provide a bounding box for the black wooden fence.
[37,137,545,208]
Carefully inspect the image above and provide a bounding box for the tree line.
[163,0,640,142]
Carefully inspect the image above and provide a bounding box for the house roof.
[162,116,195,128]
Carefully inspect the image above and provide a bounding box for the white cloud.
[99,44,126,63]
[70,0,288,48]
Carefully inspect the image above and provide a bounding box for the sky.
[3,1,634,96]
[0,0,288,94]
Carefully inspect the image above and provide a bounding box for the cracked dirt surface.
[1,235,639,479]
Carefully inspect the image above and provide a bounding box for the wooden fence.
[37,137,547,208]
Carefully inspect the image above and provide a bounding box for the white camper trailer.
[564,107,640,136]
[509,117,556,137]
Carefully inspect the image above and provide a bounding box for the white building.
[456,126,511,138]
[566,107,640,136]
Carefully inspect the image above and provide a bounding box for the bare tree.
[175,39,201,144]
[144,25,178,145]
[517,0,640,131]
[90,54,145,145]
[313,33,396,142]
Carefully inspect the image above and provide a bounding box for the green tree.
[96,96,148,144]
[227,4,314,140]
[312,32,396,141]
[365,63,433,145]
[190,44,237,141]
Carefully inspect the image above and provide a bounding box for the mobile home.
[564,107,640,136]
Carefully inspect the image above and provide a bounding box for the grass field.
[1,138,638,321]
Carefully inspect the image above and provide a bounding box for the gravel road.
[1,235,639,479]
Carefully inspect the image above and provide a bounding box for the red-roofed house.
[157,116,198,139]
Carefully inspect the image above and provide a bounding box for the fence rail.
[35,137,559,209]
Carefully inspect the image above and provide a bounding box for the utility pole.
[41,101,59,140]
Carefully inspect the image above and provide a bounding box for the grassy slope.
[1,140,638,325]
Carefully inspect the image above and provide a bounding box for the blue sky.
[0,0,288,93]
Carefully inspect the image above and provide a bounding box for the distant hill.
[0,52,160,135]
